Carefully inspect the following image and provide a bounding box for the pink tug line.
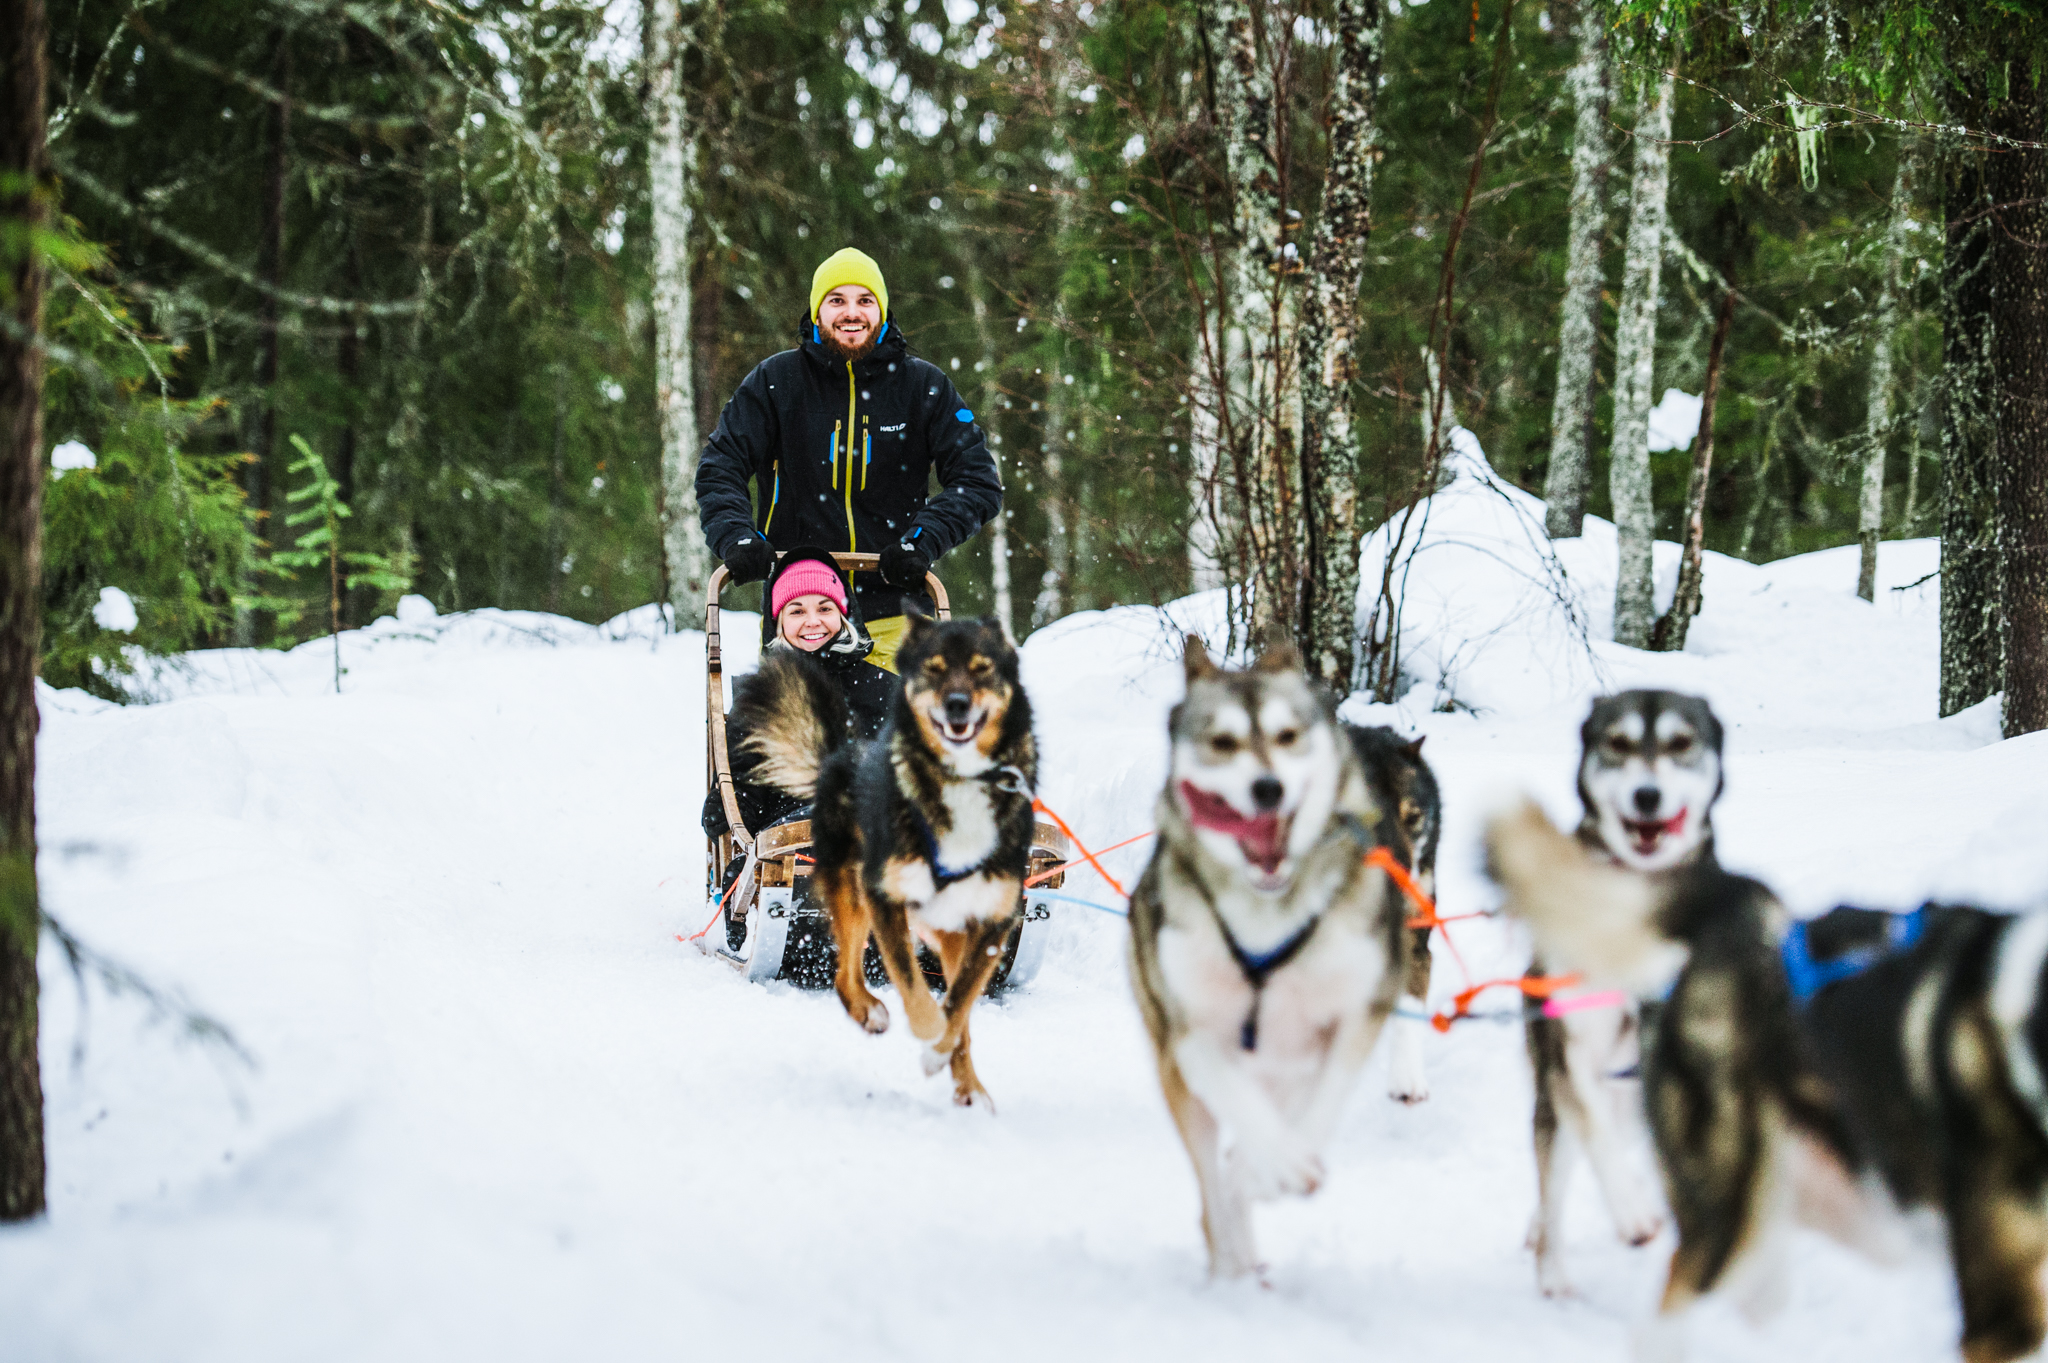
[1541,988,1629,1019]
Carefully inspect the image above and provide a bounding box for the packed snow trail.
[9,516,2044,1360]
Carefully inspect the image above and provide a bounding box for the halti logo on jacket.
[879,423,907,433]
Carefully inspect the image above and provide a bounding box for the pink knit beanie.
[770,558,848,618]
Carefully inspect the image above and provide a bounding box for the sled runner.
[703,552,1069,989]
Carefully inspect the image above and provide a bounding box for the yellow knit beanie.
[809,247,889,323]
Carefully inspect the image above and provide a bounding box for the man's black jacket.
[696,323,1002,619]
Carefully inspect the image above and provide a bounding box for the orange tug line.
[1023,829,1156,889]
[1364,846,1582,1032]
[688,805,1581,1031]
[1030,800,1129,899]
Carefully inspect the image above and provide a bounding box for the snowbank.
[1354,428,1948,737]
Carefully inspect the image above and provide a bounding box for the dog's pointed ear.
[1403,736,1426,759]
[1183,634,1219,683]
[1251,628,1301,675]
[903,605,935,638]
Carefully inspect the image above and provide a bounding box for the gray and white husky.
[1526,689,1725,1295]
[1128,636,1407,1277]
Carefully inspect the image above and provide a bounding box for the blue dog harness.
[1781,907,1928,1006]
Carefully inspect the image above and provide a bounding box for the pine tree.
[0,0,49,1222]
[1989,79,2048,736]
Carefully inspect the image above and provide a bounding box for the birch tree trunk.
[967,270,1014,639]
[649,0,709,621]
[1858,153,1913,602]
[1187,319,1229,593]
[1205,0,1297,639]
[1029,205,1080,631]
[1030,394,1070,631]
[1607,70,1675,648]
[1651,283,1733,651]
[1938,82,2002,717]
[986,506,1014,638]
[1031,52,1093,632]
[1542,3,1610,539]
[1991,82,2048,736]
[1296,0,1382,691]
[0,0,48,1222]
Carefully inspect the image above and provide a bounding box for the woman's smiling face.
[778,593,844,652]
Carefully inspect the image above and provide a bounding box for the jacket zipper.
[843,362,859,555]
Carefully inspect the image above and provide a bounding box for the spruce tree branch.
[53,157,428,316]
[127,14,424,131]
[1609,60,2048,152]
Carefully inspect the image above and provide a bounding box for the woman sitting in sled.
[701,545,896,839]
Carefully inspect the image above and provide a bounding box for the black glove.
[722,533,774,584]
[880,537,932,590]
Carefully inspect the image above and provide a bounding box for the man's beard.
[821,328,876,362]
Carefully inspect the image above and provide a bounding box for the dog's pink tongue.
[1179,782,1287,875]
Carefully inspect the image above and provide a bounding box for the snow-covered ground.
[10,437,2044,1362]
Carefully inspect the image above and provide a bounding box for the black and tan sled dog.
[1526,690,1726,1295]
[1130,636,1407,1277]
[753,609,1038,1109]
[1490,801,2048,1363]
[1347,725,1441,1103]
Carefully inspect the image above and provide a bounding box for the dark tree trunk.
[335,238,362,628]
[253,32,291,537]
[1992,83,2048,736]
[0,0,50,1222]
[546,235,569,615]
[1939,78,2002,717]
[1652,283,1735,653]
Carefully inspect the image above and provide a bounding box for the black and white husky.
[1490,802,2048,1363]
[1526,690,1725,1295]
[1128,637,1407,1277]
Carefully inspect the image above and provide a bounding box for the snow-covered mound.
[8,496,2043,1362]
[1357,428,1948,735]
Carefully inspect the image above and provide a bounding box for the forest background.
[28,0,2019,700]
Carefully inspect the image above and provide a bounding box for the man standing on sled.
[695,247,1003,672]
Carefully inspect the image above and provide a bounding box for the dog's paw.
[919,1040,955,1077]
[1611,1193,1664,1247]
[859,998,890,1035]
[1386,1012,1431,1103]
[1534,1249,1575,1299]
[1207,1248,1263,1281]
[953,1079,995,1112]
[1233,1134,1324,1200]
[1387,1056,1430,1104]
